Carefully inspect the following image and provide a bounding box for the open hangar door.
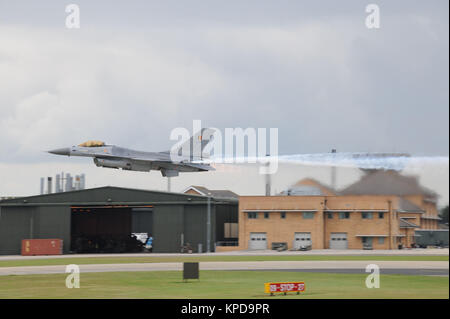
[131,207,154,247]
[70,205,153,253]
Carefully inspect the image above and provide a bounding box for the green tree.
[439,205,449,224]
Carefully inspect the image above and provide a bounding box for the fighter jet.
[48,129,215,177]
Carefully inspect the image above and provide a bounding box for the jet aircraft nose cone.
[48,147,71,156]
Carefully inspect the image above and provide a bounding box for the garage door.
[293,232,312,249]
[249,233,267,250]
[330,233,348,249]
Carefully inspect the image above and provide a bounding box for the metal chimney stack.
[331,149,337,190]
[265,171,271,196]
[65,173,73,192]
[61,172,65,192]
[55,174,61,193]
[80,174,85,190]
[40,178,45,195]
[47,177,53,194]
[264,154,271,196]
[40,173,86,194]
[74,175,80,190]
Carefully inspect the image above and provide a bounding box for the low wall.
[215,246,241,253]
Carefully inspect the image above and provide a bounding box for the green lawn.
[0,271,447,299]
[0,255,447,268]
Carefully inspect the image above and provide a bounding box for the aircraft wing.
[130,158,214,173]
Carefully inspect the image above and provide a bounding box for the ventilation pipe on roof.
[264,154,271,196]
[331,149,337,190]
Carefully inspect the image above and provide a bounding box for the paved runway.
[248,268,449,276]
[0,248,447,260]
[0,260,447,276]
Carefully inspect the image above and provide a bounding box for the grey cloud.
[0,1,447,203]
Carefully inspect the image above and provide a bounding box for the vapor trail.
[196,153,449,171]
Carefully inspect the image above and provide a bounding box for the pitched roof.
[0,196,19,201]
[279,178,336,196]
[0,186,211,205]
[399,218,420,228]
[396,198,425,213]
[184,186,239,199]
[340,170,437,197]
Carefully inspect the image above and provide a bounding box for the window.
[280,212,286,219]
[327,212,333,219]
[378,237,385,244]
[339,212,350,219]
[303,212,314,219]
[362,212,373,219]
[264,212,269,219]
[378,212,384,219]
[248,212,258,219]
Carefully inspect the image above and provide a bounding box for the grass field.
[0,255,447,268]
[0,271,447,299]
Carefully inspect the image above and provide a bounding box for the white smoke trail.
[196,153,449,171]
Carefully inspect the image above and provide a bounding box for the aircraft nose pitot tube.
[48,148,71,156]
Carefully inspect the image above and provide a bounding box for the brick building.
[238,171,442,250]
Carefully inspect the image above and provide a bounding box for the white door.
[330,233,348,249]
[293,232,312,249]
[249,233,268,250]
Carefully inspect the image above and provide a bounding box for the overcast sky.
[0,1,448,205]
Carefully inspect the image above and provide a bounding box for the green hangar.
[0,187,238,255]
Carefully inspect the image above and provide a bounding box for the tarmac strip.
[0,248,448,261]
[246,268,449,276]
[0,261,447,276]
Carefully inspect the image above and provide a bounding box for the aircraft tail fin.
[172,128,217,161]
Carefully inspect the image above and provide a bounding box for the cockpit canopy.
[78,140,106,147]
